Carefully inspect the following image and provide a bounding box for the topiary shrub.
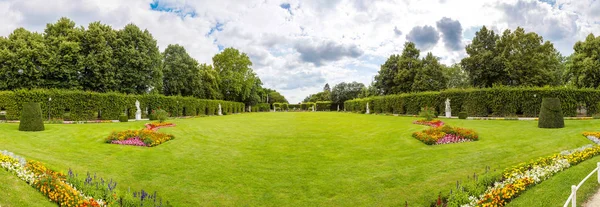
[153,109,168,123]
[19,102,45,131]
[538,98,564,128]
[458,111,467,119]
[419,106,436,121]
[0,114,5,121]
[119,114,128,122]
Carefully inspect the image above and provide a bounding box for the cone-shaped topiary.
[538,98,564,128]
[19,102,45,131]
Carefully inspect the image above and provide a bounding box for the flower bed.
[583,132,600,144]
[436,144,600,207]
[145,122,176,131]
[413,119,444,127]
[1,150,172,207]
[106,129,175,147]
[1,150,103,206]
[412,125,478,145]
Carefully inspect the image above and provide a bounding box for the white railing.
[563,162,600,207]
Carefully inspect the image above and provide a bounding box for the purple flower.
[111,137,147,147]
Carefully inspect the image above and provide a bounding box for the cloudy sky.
[1,0,599,103]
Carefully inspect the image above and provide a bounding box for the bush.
[119,114,128,122]
[538,98,564,128]
[316,101,332,111]
[343,87,600,117]
[0,114,5,120]
[19,102,45,131]
[153,109,168,123]
[0,89,244,121]
[419,106,436,121]
[593,113,600,119]
[458,111,468,119]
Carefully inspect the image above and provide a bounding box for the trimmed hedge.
[0,89,244,121]
[301,102,316,111]
[251,103,270,112]
[458,111,468,119]
[288,104,301,111]
[538,98,565,128]
[118,115,128,122]
[315,101,334,111]
[19,102,45,131]
[344,87,600,117]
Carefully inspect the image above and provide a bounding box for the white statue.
[218,104,223,116]
[135,100,141,120]
[366,102,370,114]
[312,105,315,112]
[337,104,340,112]
[248,105,252,112]
[445,98,451,118]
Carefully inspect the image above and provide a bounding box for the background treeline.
[0,89,244,121]
[0,17,288,107]
[344,87,600,117]
[372,26,600,95]
[308,26,600,109]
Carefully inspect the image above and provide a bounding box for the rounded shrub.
[118,114,128,122]
[538,98,564,128]
[458,111,468,119]
[19,102,45,131]
[153,109,168,123]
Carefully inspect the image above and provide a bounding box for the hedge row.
[0,89,245,121]
[344,87,600,117]
[251,103,270,112]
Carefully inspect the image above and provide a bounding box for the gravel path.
[583,189,600,207]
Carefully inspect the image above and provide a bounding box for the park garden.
[3,17,600,207]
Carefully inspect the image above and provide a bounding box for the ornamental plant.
[18,102,45,132]
[538,98,564,128]
[153,109,169,123]
[119,113,128,122]
[418,106,436,121]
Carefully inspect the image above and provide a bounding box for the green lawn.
[0,112,598,206]
[0,167,55,207]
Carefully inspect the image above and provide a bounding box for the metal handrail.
[563,162,600,207]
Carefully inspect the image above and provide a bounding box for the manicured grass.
[508,156,600,207]
[0,112,598,206]
[0,168,55,207]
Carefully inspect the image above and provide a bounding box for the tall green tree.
[79,21,117,92]
[162,44,202,97]
[44,17,83,89]
[412,53,447,92]
[0,28,49,90]
[396,42,421,93]
[496,27,561,86]
[374,42,421,94]
[198,64,223,99]
[442,64,470,89]
[373,54,400,95]
[461,26,503,87]
[212,48,256,102]
[114,24,162,94]
[331,82,365,105]
[567,33,600,88]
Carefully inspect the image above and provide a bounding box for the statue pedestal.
[445,112,451,118]
[135,111,141,120]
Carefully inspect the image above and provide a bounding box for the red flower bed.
[145,122,176,131]
[413,119,444,127]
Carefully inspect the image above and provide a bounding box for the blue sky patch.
[206,22,224,37]
[280,3,293,15]
[150,0,197,18]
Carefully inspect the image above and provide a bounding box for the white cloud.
[0,0,598,103]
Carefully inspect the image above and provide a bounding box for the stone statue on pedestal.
[135,100,141,120]
[445,98,451,118]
